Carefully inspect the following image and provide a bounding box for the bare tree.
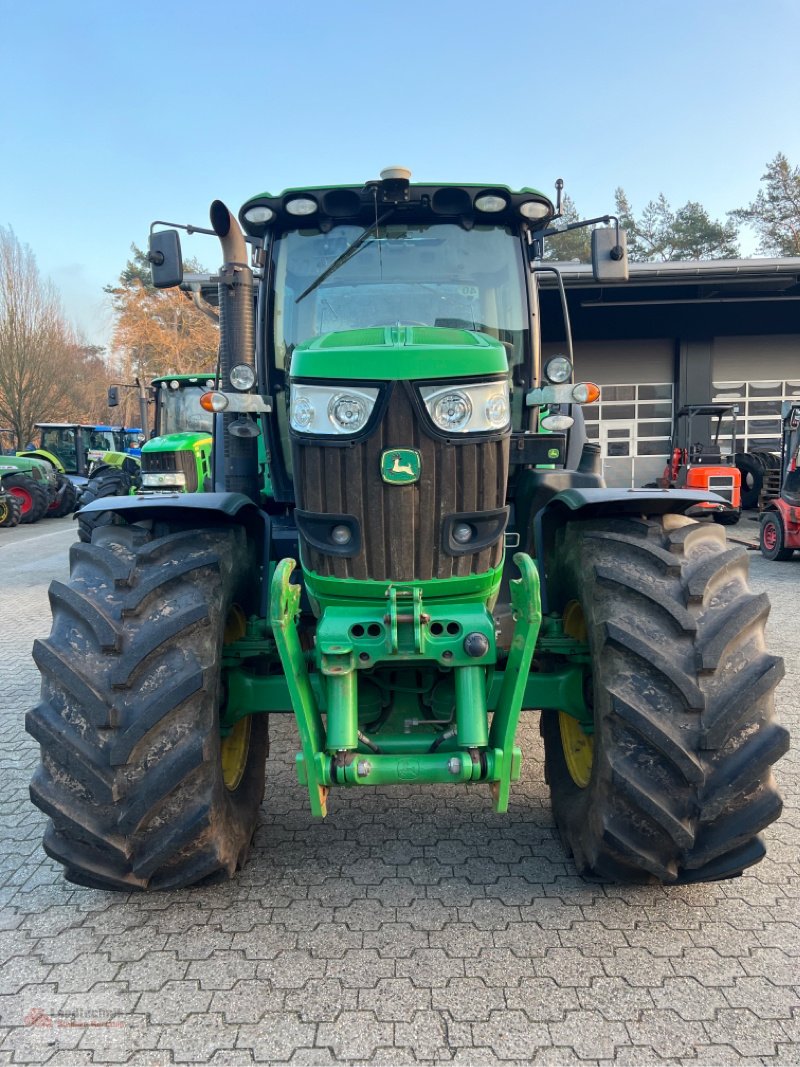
[0,226,79,448]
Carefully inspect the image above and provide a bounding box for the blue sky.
[1,0,797,350]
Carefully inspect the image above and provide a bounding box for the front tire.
[27,524,269,890]
[0,493,22,527]
[542,514,787,883]
[760,512,793,561]
[4,474,48,523]
[76,468,133,543]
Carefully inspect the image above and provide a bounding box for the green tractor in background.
[78,373,217,542]
[20,423,143,518]
[28,168,787,891]
[0,439,57,524]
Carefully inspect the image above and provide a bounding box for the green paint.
[305,561,505,610]
[290,326,508,382]
[487,553,542,812]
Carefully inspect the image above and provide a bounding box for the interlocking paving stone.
[1,519,798,1064]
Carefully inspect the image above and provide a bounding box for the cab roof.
[240,177,554,240]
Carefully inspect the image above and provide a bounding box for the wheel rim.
[220,605,251,791]
[763,520,778,551]
[9,487,32,515]
[558,600,594,789]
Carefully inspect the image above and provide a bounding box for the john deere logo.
[381,449,421,484]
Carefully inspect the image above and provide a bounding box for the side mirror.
[148,229,183,289]
[107,385,119,407]
[591,227,628,283]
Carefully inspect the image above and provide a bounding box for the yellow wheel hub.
[558,600,594,789]
[220,606,251,791]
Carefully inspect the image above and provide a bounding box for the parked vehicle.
[652,404,742,524]
[759,403,800,560]
[28,168,787,891]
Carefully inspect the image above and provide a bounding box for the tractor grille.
[708,475,735,504]
[141,450,199,492]
[293,384,509,582]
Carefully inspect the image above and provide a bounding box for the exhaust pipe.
[210,200,259,501]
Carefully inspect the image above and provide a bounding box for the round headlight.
[205,379,216,388]
[520,200,551,221]
[329,394,369,432]
[285,197,317,216]
[452,522,474,544]
[169,380,180,390]
[544,355,573,383]
[485,392,510,428]
[292,396,315,430]
[475,194,507,213]
[331,524,352,545]
[244,205,275,224]
[432,392,472,432]
[230,364,256,391]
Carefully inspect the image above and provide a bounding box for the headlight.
[230,364,256,390]
[141,471,187,488]
[290,383,379,435]
[420,380,510,434]
[544,355,573,383]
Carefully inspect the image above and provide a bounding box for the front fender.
[533,486,729,612]
[77,490,259,521]
[16,449,64,473]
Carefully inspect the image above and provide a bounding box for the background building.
[541,258,800,487]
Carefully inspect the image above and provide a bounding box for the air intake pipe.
[210,199,259,501]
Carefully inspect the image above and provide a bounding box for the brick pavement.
[0,516,797,1065]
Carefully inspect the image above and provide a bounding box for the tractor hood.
[289,326,508,381]
[142,432,213,454]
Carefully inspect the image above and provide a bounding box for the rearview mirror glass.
[148,229,183,289]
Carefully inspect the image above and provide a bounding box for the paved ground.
[0,515,797,1065]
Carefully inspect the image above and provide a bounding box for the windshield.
[272,222,530,375]
[158,386,214,436]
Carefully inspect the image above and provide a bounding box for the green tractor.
[78,373,217,542]
[28,168,787,891]
[20,423,143,518]
[0,452,57,524]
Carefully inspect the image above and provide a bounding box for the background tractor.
[759,402,800,560]
[651,403,742,524]
[77,373,216,542]
[0,453,56,523]
[19,422,144,518]
[28,168,787,892]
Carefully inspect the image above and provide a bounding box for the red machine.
[760,403,800,560]
[658,404,741,525]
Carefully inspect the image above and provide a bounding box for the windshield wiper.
[295,209,395,304]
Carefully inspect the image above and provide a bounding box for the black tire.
[76,469,133,543]
[760,512,793,561]
[48,475,79,518]
[735,454,764,510]
[541,514,787,883]
[27,524,270,891]
[3,474,49,523]
[0,493,22,527]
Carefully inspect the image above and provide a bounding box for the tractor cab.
[137,374,216,493]
[658,403,741,524]
[28,423,128,483]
